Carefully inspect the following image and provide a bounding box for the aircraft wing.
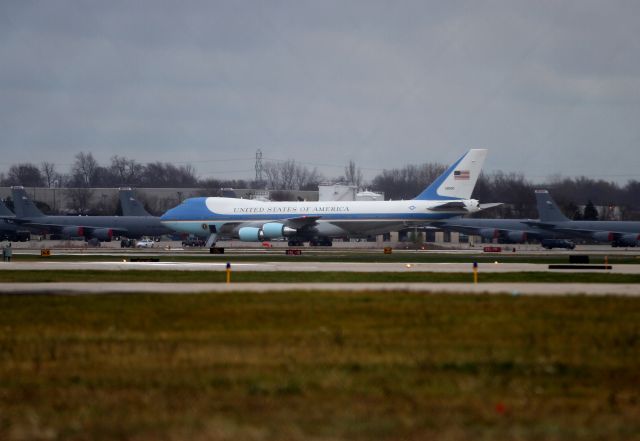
[282,216,321,229]
[478,203,503,210]
[15,220,130,236]
[522,221,636,239]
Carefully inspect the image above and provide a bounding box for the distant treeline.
[2,152,639,219]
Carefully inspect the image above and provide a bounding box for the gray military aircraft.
[430,216,565,244]
[535,190,640,247]
[0,199,30,241]
[119,188,153,216]
[118,188,175,235]
[11,187,173,241]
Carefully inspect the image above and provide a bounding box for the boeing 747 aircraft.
[535,190,640,247]
[161,149,497,247]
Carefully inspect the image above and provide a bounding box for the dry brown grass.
[1,292,640,440]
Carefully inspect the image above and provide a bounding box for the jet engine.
[238,227,263,242]
[261,222,297,239]
[479,228,499,240]
[592,231,614,242]
[505,231,527,243]
[613,233,640,247]
[91,228,113,242]
[62,226,85,237]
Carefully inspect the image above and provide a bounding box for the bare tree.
[40,162,59,188]
[263,162,282,190]
[6,163,45,187]
[371,163,446,200]
[110,155,143,187]
[263,160,322,191]
[280,160,297,190]
[65,187,95,214]
[72,152,99,187]
[344,160,363,188]
[294,165,322,191]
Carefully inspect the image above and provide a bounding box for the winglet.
[534,189,569,222]
[413,149,487,201]
[11,186,45,218]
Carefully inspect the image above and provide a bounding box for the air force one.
[161,149,498,246]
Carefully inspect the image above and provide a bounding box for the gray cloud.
[1,0,639,182]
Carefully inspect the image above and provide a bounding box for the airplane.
[0,199,30,242]
[119,188,153,216]
[429,216,568,245]
[535,189,640,247]
[10,186,173,242]
[160,149,499,247]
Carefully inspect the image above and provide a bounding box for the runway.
[1,282,639,296]
[1,260,639,273]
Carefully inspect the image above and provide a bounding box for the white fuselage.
[161,197,477,238]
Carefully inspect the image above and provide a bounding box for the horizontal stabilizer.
[429,201,470,211]
[478,203,503,210]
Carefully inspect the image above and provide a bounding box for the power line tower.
[255,149,264,182]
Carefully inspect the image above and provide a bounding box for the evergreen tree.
[583,200,599,220]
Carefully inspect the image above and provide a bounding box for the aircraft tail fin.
[413,149,487,200]
[535,189,570,222]
[0,199,15,217]
[119,188,152,216]
[11,186,45,218]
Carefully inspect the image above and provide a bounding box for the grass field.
[2,269,640,283]
[1,292,640,440]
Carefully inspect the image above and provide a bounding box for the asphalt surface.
[1,260,638,273]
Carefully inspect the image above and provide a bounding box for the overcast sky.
[1,1,639,183]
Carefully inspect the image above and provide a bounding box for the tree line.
[1,152,639,219]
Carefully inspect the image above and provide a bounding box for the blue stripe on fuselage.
[161,198,462,224]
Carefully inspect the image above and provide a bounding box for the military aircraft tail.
[535,189,570,222]
[0,199,15,217]
[413,149,487,201]
[119,188,152,216]
[11,186,45,218]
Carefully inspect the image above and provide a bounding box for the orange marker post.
[226,262,231,284]
[473,262,478,284]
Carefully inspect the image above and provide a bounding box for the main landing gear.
[288,238,333,247]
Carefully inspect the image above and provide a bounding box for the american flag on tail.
[454,170,470,180]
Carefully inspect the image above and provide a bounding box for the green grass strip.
[2,269,640,283]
